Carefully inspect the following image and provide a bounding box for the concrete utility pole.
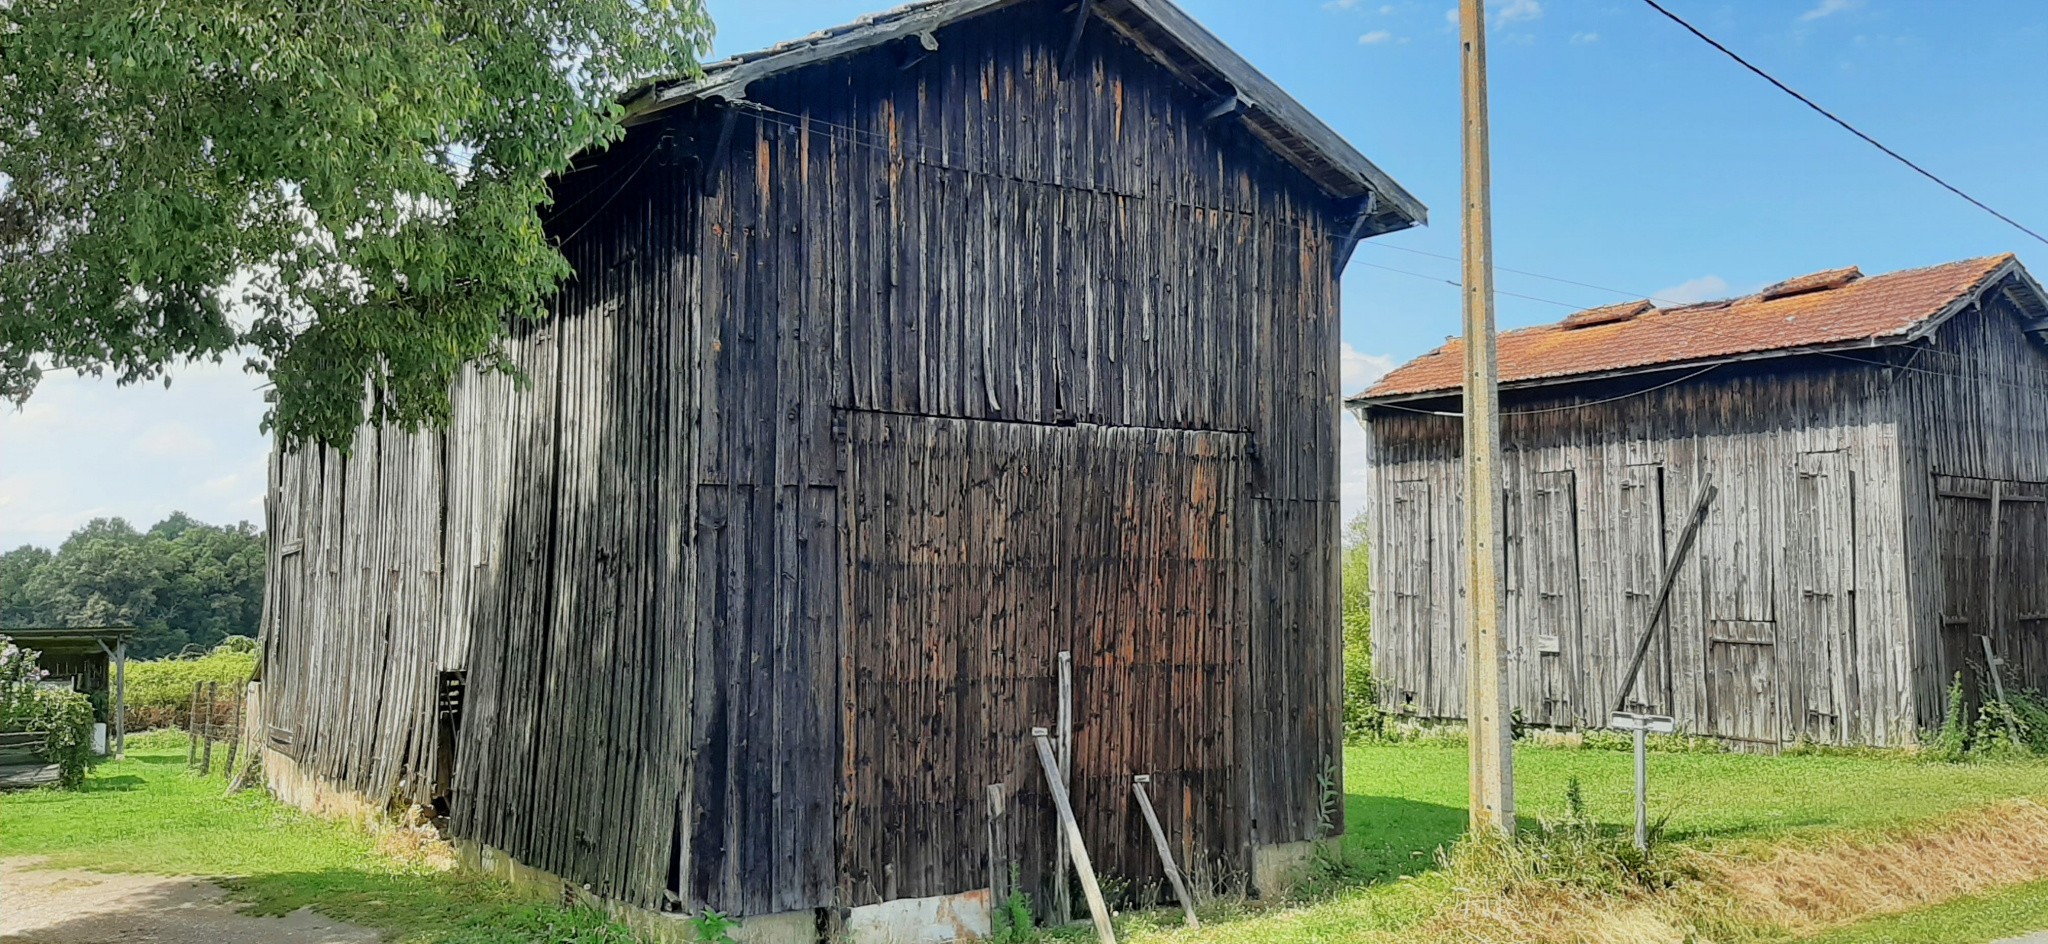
[1459,0,1514,835]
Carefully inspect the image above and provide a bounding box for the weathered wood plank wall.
[263,125,701,911]
[264,0,1356,921]
[1366,358,1921,747]
[1897,289,2048,729]
[697,1,1351,912]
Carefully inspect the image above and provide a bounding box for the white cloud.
[1324,0,1363,9]
[0,360,271,548]
[1341,342,1399,395]
[1496,0,1543,24]
[1358,29,1396,44]
[1652,275,1734,305]
[1799,0,1861,22]
[1379,4,1398,13]
[1571,31,1600,44]
[1447,0,1541,30]
[1337,343,1399,526]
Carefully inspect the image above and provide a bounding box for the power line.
[718,101,2045,397]
[1639,0,2048,249]
[1371,362,1729,417]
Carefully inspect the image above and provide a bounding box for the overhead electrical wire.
[622,99,2040,404]
[1639,0,2048,250]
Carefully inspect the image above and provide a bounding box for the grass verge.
[1,732,642,943]
[1806,877,2048,944]
[12,732,2048,943]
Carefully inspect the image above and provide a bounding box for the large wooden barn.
[1349,254,2048,750]
[254,0,1423,939]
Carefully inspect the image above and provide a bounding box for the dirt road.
[1,859,378,944]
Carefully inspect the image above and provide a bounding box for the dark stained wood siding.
[841,415,1250,906]
[262,0,1353,921]
[262,127,702,911]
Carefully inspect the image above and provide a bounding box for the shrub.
[1340,513,1385,740]
[1442,777,1694,899]
[13,688,94,788]
[125,649,257,729]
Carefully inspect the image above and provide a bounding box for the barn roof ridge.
[622,0,1425,232]
[1353,253,2040,403]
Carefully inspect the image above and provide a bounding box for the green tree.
[1341,511,1380,737]
[2,513,265,658]
[0,0,713,448]
[0,546,56,626]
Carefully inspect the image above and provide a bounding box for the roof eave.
[1345,333,1924,410]
[623,0,1426,226]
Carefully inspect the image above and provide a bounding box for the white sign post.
[1607,711,1675,851]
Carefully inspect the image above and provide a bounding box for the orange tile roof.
[1355,254,2020,401]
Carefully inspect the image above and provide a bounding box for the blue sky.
[5,0,2047,546]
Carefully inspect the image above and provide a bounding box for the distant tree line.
[0,514,264,659]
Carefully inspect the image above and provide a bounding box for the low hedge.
[125,650,256,729]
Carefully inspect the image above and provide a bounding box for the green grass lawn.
[1807,878,2048,944]
[1340,741,2048,885]
[0,732,640,944]
[11,733,2048,944]
[1105,741,2048,944]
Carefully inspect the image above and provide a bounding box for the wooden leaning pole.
[1459,0,1514,835]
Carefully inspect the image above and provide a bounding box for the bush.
[13,688,94,788]
[124,649,257,729]
[1925,673,2048,761]
[1340,512,1385,740]
[1442,778,1694,898]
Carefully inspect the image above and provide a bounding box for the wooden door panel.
[1615,464,1668,716]
[1792,451,1855,743]
[841,413,1249,909]
[1383,480,1432,715]
[1706,620,1780,745]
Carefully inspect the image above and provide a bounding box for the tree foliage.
[0,0,713,448]
[1341,511,1380,737]
[2,512,264,658]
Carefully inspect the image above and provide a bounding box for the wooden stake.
[1983,635,2021,742]
[1054,650,1074,923]
[1459,0,1513,835]
[113,638,126,758]
[1131,776,1199,928]
[986,784,1009,916]
[188,683,201,769]
[1032,730,1115,944]
[1612,477,1718,717]
[201,681,217,775]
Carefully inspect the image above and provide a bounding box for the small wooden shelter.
[1349,255,2048,749]
[0,626,131,783]
[256,0,1423,937]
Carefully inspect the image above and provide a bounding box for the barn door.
[840,413,1249,913]
[1510,470,1581,728]
[1615,464,1669,715]
[1382,480,1433,715]
[1792,451,1855,742]
[1935,476,2048,719]
[1706,620,1780,745]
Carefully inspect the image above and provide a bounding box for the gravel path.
[1,858,378,944]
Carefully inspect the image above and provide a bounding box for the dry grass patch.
[1712,797,2048,936]
[1410,797,2048,944]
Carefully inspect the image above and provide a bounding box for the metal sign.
[1607,712,1676,734]
[1609,712,1676,852]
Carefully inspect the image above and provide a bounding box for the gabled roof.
[622,0,1425,234]
[1353,254,2044,404]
